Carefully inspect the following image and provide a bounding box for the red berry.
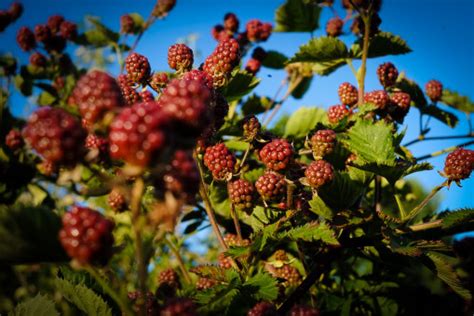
[444,148,474,181]
[364,90,389,109]
[159,268,179,288]
[224,233,250,247]
[85,133,108,152]
[338,82,358,106]
[29,52,47,68]
[224,13,239,33]
[34,24,51,43]
[16,26,36,51]
[125,52,151,84]
[163,150,199,202]
[211,24,225,41]
[327,105,351,124]
[182,69,214,89]
[22,107,86,166]
[246,19,272,42]
[377,62,398,88]
[47,15,64,34]
[149,72,170,91]
[218,252,234,269]
[259,139,294,171]
[277,264,302,286]
[168,43,194,72]
[120,14,135,34]
[139,90,154,102]
[425,80,443,102]
[289,305,320,316]
[351,14,381,37]
[255,171,286,201]
[247,302,276,316]
[38,160,57,176]
[228,179,255,210]
[245,58,261,75]
[152,0,176,18]
[58,206,115,265]
[128,291,159,316]
[5,129,23,150]
[8,2,23,21]
[118,74,140,105]
[161,298,197,316]
[305,160,334,188]
[108,189,127,212]
[389,92,411,121]
[203,38,241,87]
[242,115,261,140]
[311,130,337,157]
[203,143,236,180]
[326,17,344,37]
[196,277,217,291]
[59,21,77,40]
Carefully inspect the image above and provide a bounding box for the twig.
[394,194,407,220]
[356,13,371,105]
[164,236,192,284]
[263,76,303,127]
[230,204,243,241]
[238,143,251,171]
[403,133,474,147]
[415,140,474,161]
[404,181,447,222]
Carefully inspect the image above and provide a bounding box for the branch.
[415,140,474,161]
[403,181,447,222]
[403,133,474,147]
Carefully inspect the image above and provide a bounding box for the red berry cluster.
[158,268,179,289]
[149,72,170,90]
[196,277,217,290]
[203,143,236,180]
[326,17,344,37]
[259,139,294,171]
[425,79,443,102]
[5,129,23,151]
[163,150,200,203]
[127,291,159,316]
[255,171,286,201]
[160,298,197,316]
[108,188,127,212]
[242,115,261,140]
[203,38,241,87]
[305,160,335,188]
[0,2,22,32]
[311,130,337,158]
[444,148,474,181]
[377,62,399,88]
[247,302,276,316]
[120,14,136,34]
[245,47,267,76]
[125,52,151,84]
[246,19,273,42]
[327,105,351,124]
[228,179,255,210]
[364,90,389,109]
[168,43,194,72]
[338,82,358,106]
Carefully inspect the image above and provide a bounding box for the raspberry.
[161,298,197,316]
[118,74,140,105]
[127,291,159,316]
[58,206,115,265]
[311,130,337,157]
[218,252,234,269]
[159,268,179,288]
[224,13,239,33]
[245,58,261,75]
[389,92,411,121]
[327,105,351,124]
[443,148,474,181]
[338,82,358,106]
[109,101,169,167]
[5,129,23,150]
[242,115,261,140]
[16,26,36,51]
[22,107,86,166]
[29,52,47,68]
[125,52,151,84]
[326,17,344,37]
[59,21,77,40]
[364,90,389,109]
[152,0,176,18]
[228,179,255,210]
[377,62,398,88]
[120,14,135,34]
[71,70,124,125]
[305,160,334,188]
[47,15,64,34]
[251,47,267,62]
[425,80,443,102]
[289,305,320,316]
[140,90,154,102]
[8,2,23,21]
[0,11,10,32]
[259,139,294,171]
[247,302,277,316]
[149,72,170,91]
[203,38,241,87]
[246,19,272,42]
[34,24,52,43]
[168,43,194,72]
[203,143,236,180]
[255,171,286,201]
[196,277,217,290]
[182,69,214,89]
[108,189,127,212]
[163,150,199,202]
[351,13,381,37]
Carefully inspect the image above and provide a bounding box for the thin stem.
[346,59,358,79]
[230,204,243,241]
[404,181,446,222]
[263,76,303,127]
[164,237,192,284]
[394,194,407,220]
[357,13,371,105]
[415,140,474,161]
[238,143,251,171]
[404,133,474,147]
[408,219,442,232]
[112,42,124,72]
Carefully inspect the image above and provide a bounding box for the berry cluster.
[255,171,287,201]
[311,130,337,158]
[327,104,351,124]
[211,12,272,45]
[108,188,127,212]
[338,82,358,106]
[377,62,399,88]
[246,19,273,42]
[158,268,180,289]
[167,43,194,72]
[425,79,443,102]
[125,52,151,84]
[305,160,335,188]
[247,302,276,316]
[127,291,159,316]
[5,129,23,151]
[228,179,255,210]
[326,17,344,37]
[259,139,294,171]
[242,115,262,140]
[203,143,236,180]
[364,90,389,110]
[203,38,241,87]
[444,148,474,181]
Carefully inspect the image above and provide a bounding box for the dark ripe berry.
[196,277,217,290]
[305,160,334,188]
[8,2,23,21]
[338,82,358,106]
[34,24,52,42]
[107,189,127,212]
[255,171,286,201]
[224,13,239,33]
[364,90,389,109]
[425,79,443,102]
[149,72,170,91]
[47,15,64,34]
[60,21,77,40]
[159,268,179,288]
[228,179,255,210]
[211,24,225,41]
[236,31,250,47]
[109,101,169,167]
[326,17,344,37]
[5,129,23,150]
[152,0,176,18]
[327,105,351,124]
[0,11,11,32]
[29,52,47,68]
[389,92,411,121]
[203,143,236,180]
[218,252,234,269]
[351,13,381,37]
[311,130,337,157]
[377,62,398,88]
[44,35,66,53]
[246,19,273,42]
[118,74,140,105]
[182,69,214,89]
[251,47,267,62]
[125,52,151,84]
[289,305,320,316]
[203,38,241,88]
[168,43,194,71]
[161,298,197,316]
[242,115,261,140]
[58,206,115,265]
[247,302,277,316]
[140,90,154,102]
[259,139,294,171]
[163,150,199,202]
[22,107,86,166]
[71,70,124,125]
[444,148,474,181]
[245,58,261,75]
[128,291,159,316]
[16,26,36,51]
[120,14,135,34]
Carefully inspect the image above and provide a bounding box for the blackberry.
[5,129,23,151]
[242,115,261,140]
[196,277,217,290]
[127,291,159,316]
[224,13,239,33]
[275,264,301,286]
[224,233,250,247]
[108,189,127,212]
[16,26,36,51]
[311,130,337,157]
[159,268,179,288]
[326,17,344,37]
[161,298,197,316]
[251,47,267,62]
[444,148,474,181]
[377,62,398,88]
[47,15,64,34]
[59,21,77,40]
[246,19,273,42]
[34,24,51,43]
[71,70,124,125]
[8,2,23,21]
[228,179,255,210]
[58,206,115,265]
[168,43,194,72]
[364,90,389,109]
[203,143,236,180]
[109,101,170,167]
[327,105,350,124]
[22,107,86,166]
[247,302,277,316]
[425,80,443,102]
[149,72,170,91]
[29,52,47,68]
[118,74,140,105]
[203,38,241,87]
[120,14,135,34]
[259,139,294,171]
[337,82,358,106]
[152,0,176,18]
[163,150,199,202]
[255,171,286,201]
[182,69,214,89]
[305,160,334,188]
[389,92,411,122]
[289,305,320,316]
[125,52,151,84]
[218,252,234,269]
[140,90,154,102]
[351,13,381,37]
[245,58,261,75]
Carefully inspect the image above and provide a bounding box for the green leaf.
[274,0,321,33]
[441,208,474,229]
[241,94,272,116]
[396,77,427,108]
[9,294,59,316]
[308,195,334,220]
[270,114,290,136]
[208,182,231,219]
[353,161,432,186]
[318,171,366,210]
[37,90,57,106]
[350,32,412,59]
[262,51,288,69]
[84,29,112,47]
[290,36,348,63]
[284,107,326,138]
[224,139,249,151]
[291,76,313,98]
[244,272,279,301]
[280,221,339,245]
[422,105,458,128]
[127,13,145,34]
[55,278,113,316]
[222,70,260,102]
[441,89,474,113]
[87,16,119,43]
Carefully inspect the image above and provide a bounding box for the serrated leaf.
[280,221,339,245]
[274,0,321,33]
[310,59,346,76]
[291,76,313,98]
[392,246,423,257]
[290,36,348,63]
[441,89,474,113]
[262,51,288,69]
[396,77,427,108]
[190,265,228,281]
[284,107,326,138]
[242,94,272,116]
[318,171,366,210]
[353,161,432,186]
[244,272,279,301]
[9,294,59,316]
[308,194,334,220]
[222,70,260,102]
[441,208,474,229]
[350,32,411,59]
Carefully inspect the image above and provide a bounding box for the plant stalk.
[357,13,371,105]
[404,181,446,222]
[230,204,243,241]
[415,140,474,161]
[164,237,192,284]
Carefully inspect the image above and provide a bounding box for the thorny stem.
[164,237,192,284]
[230,204,243,241]
[403,133,474,147]
[404,181,447,222]
[415,140,474,161]
[263,76,303,127]
[262,78,288,123]
[357,13,371,105]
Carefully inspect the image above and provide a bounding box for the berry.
[149,72,170,91]
[242,115,261,140]
[247,302,277,316]
[351,13,381,37]
[71,70,124,125]
[152,0,176,18]
[203,38,241,87]
[140,90,154,102]
[211,24,225,41]
[182,69,214,89]
[16,26,36,51]
[327,105,351,124]
[44,35,66,53]
[425,79,443,102]
[58,206,115,265]
[125,52,151,84]
[203,143,236,180]
[34,24,51,43]
[218,252,234,269]
[161,298,197,316]
[311,130,337,157]
[326,17,344,37]
[278,264,302,286]
[47,15,65,33]
[255,171,286,201]
[443,148,474,181]
[168,43,194,71]
[118,74,140,105]
[338,82,358,106]
[224,13,239,33]
[196,277,217,290]
[228,179,255,210]
[38,160,57,176]
[259,139,294,171]
[389,92,411,121]
[29,52,47,68]
[224,233,250,247]
[305,160,334,188]
[5,129,23,150]
[109,101,169,167]
[22,107,86,166]
[159,268,179,288]
[128,291,159,316]
[245,58,261,75]
[246,19,272,42]
[8,2,23,21]
[251,47,267,62]
[120,14,135,34]
[85,133,108,154]
[377,62,398,88]
[289,305,320,316]
[364,90,389,109]
[60,21,77,40]
[163,150,199,202]
[108,189,127,212]
[273,249,289,261]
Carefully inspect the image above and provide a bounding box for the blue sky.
[1,0,473,214]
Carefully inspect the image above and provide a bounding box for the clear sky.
[1,0,473,215]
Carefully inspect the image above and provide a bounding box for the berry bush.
[0,0,473,315]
